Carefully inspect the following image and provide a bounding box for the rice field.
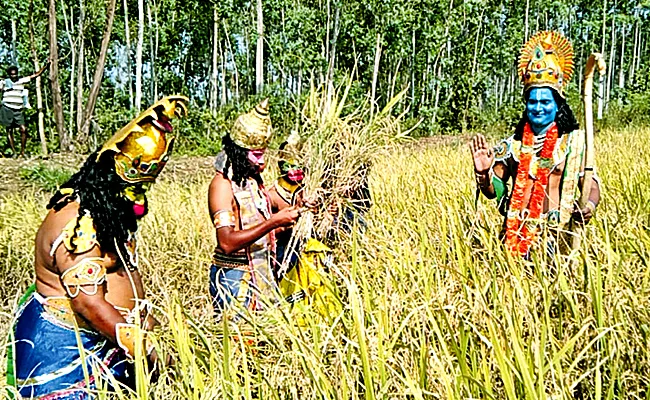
[1,126,649,399]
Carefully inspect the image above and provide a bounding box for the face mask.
[287,168,304,183]
[526,88,558,134]
[122,182,151,218]
[247,149,266,171]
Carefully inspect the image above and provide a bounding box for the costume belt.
[34,292,147,330]
[212,250,250,270]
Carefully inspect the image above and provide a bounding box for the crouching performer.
[470,31,601,257]
[208,99,299,318]
[6,96,188,399]
[270,133,341,320]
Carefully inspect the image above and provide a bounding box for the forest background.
[0,0,649,156]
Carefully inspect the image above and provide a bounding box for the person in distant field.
[469,31,601,258]
[0,64,47,157]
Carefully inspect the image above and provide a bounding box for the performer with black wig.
[6,96,188,399]
[208,99,300,317]
[470,31,601,257]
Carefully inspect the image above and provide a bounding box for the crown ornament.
[230,99,273,150]
[518,31,574,97]
[279,131,305,167]
[98,95,189,183]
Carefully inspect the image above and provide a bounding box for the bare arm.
[28,62,49,80]
[208,173,299,255]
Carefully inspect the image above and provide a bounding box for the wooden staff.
[573,53,606,249]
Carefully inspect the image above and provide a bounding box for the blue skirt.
[8,291,134,399]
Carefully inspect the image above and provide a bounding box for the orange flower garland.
[505,122,559,257]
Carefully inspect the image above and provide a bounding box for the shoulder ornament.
[59,213,99,255]
[493,135,518,163]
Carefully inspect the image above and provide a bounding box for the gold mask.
[518,31,574,97]
[97,96,189,183]
[230,99,273,150]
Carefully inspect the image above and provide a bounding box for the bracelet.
[585,200,597,213]
[475,170,493,188]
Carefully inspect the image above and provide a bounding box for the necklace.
[505,122,558,257]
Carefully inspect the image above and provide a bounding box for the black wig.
[47,150,142,254]
[221,134,262,186]
[514,88,580,140]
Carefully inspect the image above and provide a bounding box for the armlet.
[60,257,106,298]
[116,323,154,360]
[212,210,236,229]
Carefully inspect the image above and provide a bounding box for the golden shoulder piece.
[98,95,189,183]
[518,31,574,97]
[231,99,273,150]
[61,214,99,254]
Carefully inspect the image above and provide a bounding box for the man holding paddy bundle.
[6,96,188,399]
[470,31,601,257]
[208,99,300,318]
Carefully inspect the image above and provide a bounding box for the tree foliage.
[0,0,649,153]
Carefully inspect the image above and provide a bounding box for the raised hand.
[469,134,494,175]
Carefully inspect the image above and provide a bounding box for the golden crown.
[230,99,272,150]
[97,95,189,183]
[518,31,574,97]
[279,131,305,167]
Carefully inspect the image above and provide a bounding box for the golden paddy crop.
[1,126,649,399]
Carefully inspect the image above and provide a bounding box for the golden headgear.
[230,99,272,150]
[97,95,188,183]
[279,131,305,167]
[518,31,574,97]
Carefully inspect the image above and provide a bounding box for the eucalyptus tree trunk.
[370,32,382,115]
[326,1,340,103]
[597,0,606,120]
[135,0,144,110]
[220,37,227,105]
[11,19,17,65]
[410,29,415,112]
[123,0,133,108]
[61,3,76,139]
[636,31,643,74]
[606,10,616,106]
[48,0,67,151]
[618,24,626,89]
[210,4,219,112]
[76,0,85,132]
[223,21,240,98]
[524,0,530,41]
[28,0,47,156]
[630,19,640,82]
[79,0,117,144]
[147,1,156,101]
[255,0,264,94]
